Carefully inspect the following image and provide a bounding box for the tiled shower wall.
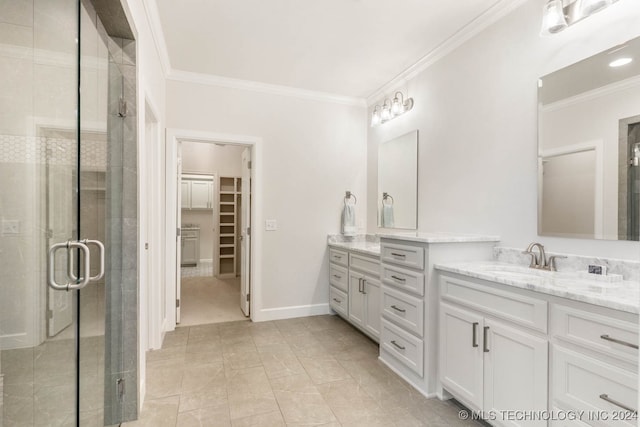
[104,35,138,424]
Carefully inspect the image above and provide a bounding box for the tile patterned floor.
[125,315,483,427]
[181,261,215,278]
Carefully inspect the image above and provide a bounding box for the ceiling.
[155,0,505,99]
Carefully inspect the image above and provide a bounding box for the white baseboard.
[253,303,332,322]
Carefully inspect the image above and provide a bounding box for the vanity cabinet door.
[363,276,381,339]
[349,272,365,329]
[483,319,548,427]
[440,302,484,411]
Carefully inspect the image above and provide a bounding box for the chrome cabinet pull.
[333,255,342,260]
[600,334,639,350]
[391,305,406,313]
[333,274,342,279]
[362,279,367,295]
[599,394,637,414]
[391,275,406,282]
[390,252,406,258]
[48,240,91,291]
[472,322,479,348]
[390,340,405,350]
[332,298,342,303]
[483,326,490,352]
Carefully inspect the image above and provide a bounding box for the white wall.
[181,141,244,261]
[367,0,640,261]
[167,81,367,317]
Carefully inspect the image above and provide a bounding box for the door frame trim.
[164,128,262,330]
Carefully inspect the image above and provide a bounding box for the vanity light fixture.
[371,91,414,127]
[609,57,633,67]
[540,0,620,36]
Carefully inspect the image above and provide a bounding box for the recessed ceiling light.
[609,57,633,67]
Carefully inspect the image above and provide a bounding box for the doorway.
[164,129,262,332]
[177,141,251,325]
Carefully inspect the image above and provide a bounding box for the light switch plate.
[265,220,278,231]
[2,220,20,235]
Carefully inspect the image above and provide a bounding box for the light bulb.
[381,102,392,122]
[371,108,381,127]
[391,92,405,116]
[578,0,611,17]
[541,0,567,34]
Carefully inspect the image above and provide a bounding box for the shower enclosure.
[0,0,137,425]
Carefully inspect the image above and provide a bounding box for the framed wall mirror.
[378,130,418,229]
[538,36,640,240]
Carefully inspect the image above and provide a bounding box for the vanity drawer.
[382,286,424,337]
[381,243,424,270]
[552,345,637,426]
[440,274,547,333]
[329,263,348,292]
[552,304,638,364]
[330,286,348,318]
[329,248,348,267]
[381,264,425,296]
[380,319,423,377]
[349,253,380,277]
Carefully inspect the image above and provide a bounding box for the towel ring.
[382,192,394,206]
[344,191,357,205]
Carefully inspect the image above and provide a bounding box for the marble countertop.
[377,232,500,243]
[435,261,640,314]
[328,240,381,257]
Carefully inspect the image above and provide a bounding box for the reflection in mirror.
[378,130,418,229]
[538,36,640,240]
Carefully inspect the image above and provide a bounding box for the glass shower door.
[0,0,115,425]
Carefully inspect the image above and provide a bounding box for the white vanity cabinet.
[550,304,638,427]
[377,235,497,398]
[439,274,548,426]
[328,245,381,342]
[181,228,200,266]
[348,253,381,340]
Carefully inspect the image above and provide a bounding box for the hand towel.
[381,204,395,228]
[341,203,357,236]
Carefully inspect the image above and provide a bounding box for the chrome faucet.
[522,242,566,271]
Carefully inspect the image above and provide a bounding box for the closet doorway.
[175,140,252,326]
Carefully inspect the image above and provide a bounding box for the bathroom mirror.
[538,36,640,240]
[378,130,418,229]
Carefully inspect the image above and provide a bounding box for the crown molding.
[167,69,367,107]
[366,0,529,105]
[141,0,172,76]
[539,74,640,113]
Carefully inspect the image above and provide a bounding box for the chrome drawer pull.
[390,252,406,258]
[391,275,406,282]
[483,326,490,352]
[333,255,342,259]
[472,322,479,348]
[333,274,342,279]
[599,394,637,414]
[332,298,342,303]
[600,334,639,350]
[391,305,406,313]
[390,340,405,350]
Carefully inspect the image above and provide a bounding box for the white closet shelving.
[218,176,241,278]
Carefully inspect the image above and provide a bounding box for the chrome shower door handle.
[49,240,91,291]
[83,239,105,281]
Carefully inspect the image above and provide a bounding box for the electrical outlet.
[265,220,278,231]
[2,220,19,235]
